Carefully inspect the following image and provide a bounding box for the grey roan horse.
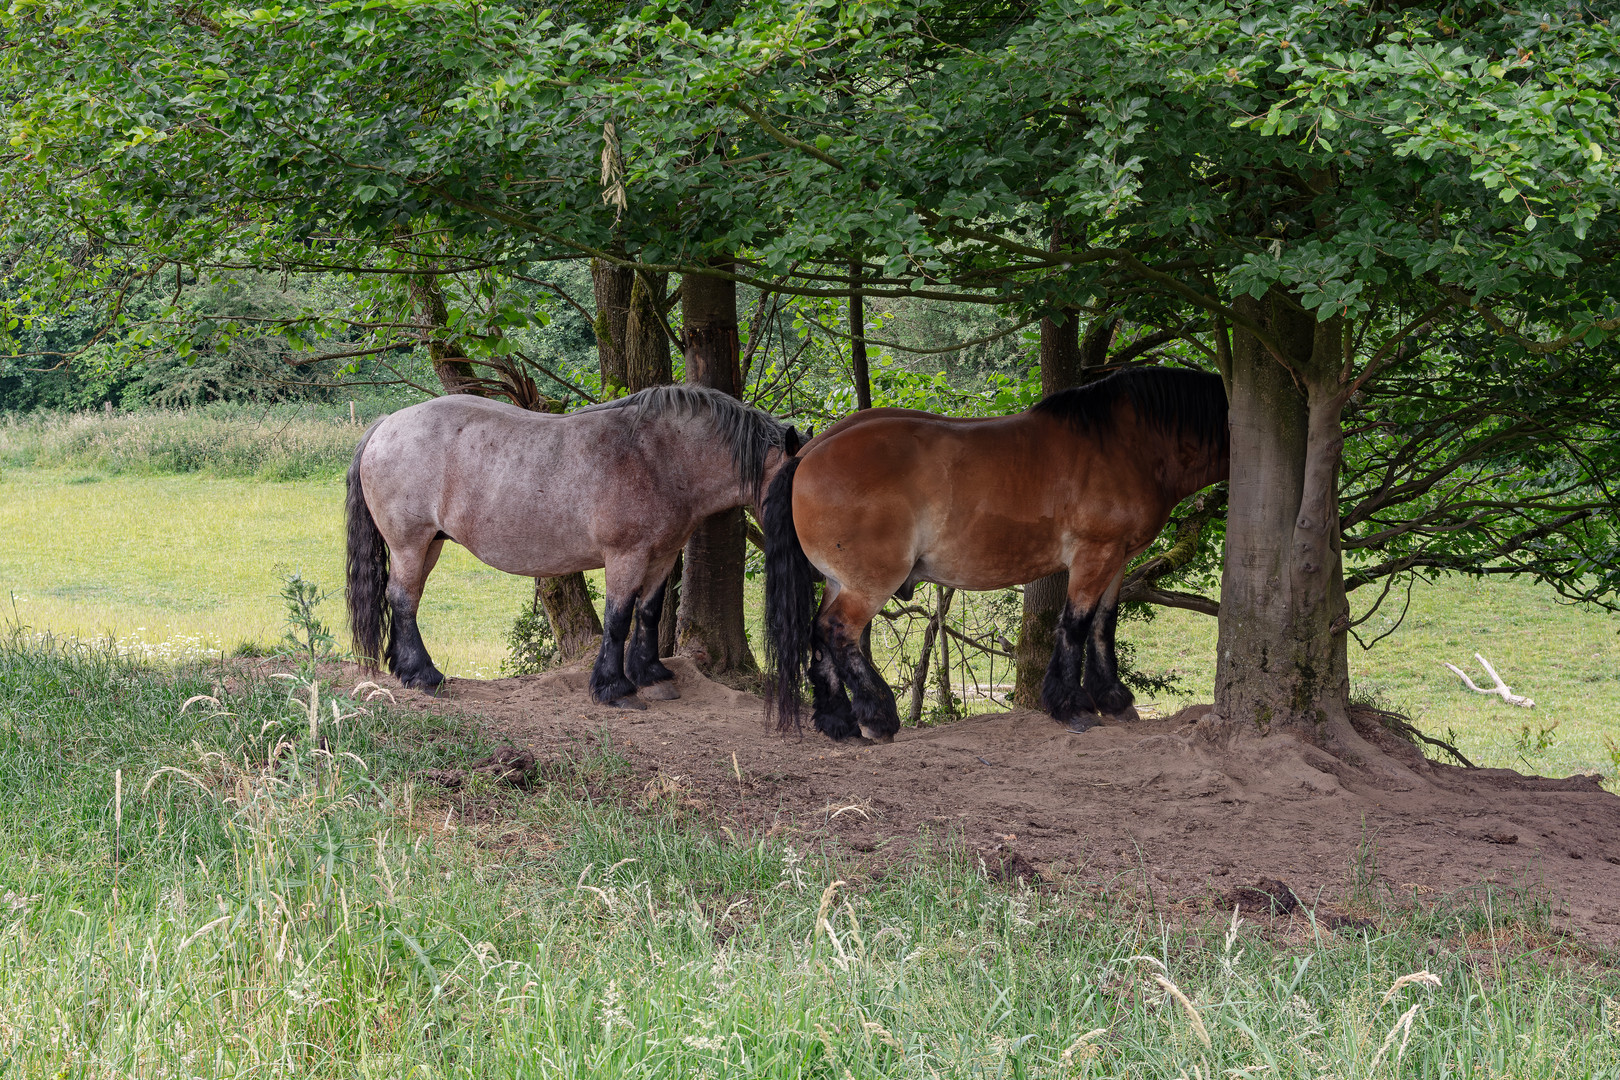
[347,386,802,706]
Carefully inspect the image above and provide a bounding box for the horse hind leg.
[1044,553,1133,731]
[386,536,447,693]
[1081,595,1137,721]
[589,602,643,711]
[808,621,858,741]
[820,589,900,743]
[625,576,679,700]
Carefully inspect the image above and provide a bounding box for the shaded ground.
[349,657,1620,944]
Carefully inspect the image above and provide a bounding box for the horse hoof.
[637,680,680,701]
[1063,712,1101,733]
[1106,705,1140,724]
[858,726,895,744]
[608,695,648,711]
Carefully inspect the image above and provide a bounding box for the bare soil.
[350,657,1620,944]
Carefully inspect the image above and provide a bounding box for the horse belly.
[922,522,1064,591]
[447,497,603,579]
[462,536,604,580]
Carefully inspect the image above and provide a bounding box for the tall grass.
[1,635,1615,1077]
[0,400,400,480]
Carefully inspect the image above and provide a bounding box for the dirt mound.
[359,657,1620,943]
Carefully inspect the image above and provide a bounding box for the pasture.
[9,5,1620,1073]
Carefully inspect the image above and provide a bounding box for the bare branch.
[1442,654,1534,707]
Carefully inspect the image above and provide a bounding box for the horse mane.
[1032,366,1228,452]
[576,384,793,497]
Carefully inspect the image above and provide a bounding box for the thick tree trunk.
[1212,290,1352,745]
[592,259,633,397]
[536,574,604,662]
[1011,301,1092,707]
[622,268,676,658]
[625,271,672,390]
[677,503,753,672]
[675,266,756,674]
[658,552,681,659]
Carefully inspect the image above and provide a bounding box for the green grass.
[2,636,1617,1078]
[0,466,535,678]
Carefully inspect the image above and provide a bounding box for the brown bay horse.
[764,367,1229,741]
[347,386,802,706]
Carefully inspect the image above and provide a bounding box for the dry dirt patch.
[347,656,1620,944]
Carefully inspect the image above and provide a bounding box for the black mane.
[1032,367,1228,451]
[576,384,794,497]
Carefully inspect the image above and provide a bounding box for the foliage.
[4,0,1620,719]
[4,0,1612,579]
[0,245,408,411]
[1513,718,1561,758]
[502,592,560,676]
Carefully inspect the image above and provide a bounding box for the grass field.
[2,636,1616,1077]
[3,412,1619,1075]
[0,398,395,481]
[0,466,533,678]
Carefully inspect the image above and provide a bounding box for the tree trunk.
[1211,289,1352,745]
[675,265,756,674]
[1011,296,1089,707]
[407,271,482,396]
[592,259,633,397]
[535,574,604,662]
[907,619,938,726]
[659,552,681,659]
[625,271,673,390]
[934,584,956,714]
[849,258,872,410]
[622,269,676,659]
[851,257,874,659]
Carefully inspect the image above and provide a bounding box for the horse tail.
[764,455,816,732]
[345,423,390,670]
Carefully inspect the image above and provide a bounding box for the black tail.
[345,424,390,670]
[763,456,818,733]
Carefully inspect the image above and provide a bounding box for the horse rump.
[763,455,818,732]
[345,428,391,670]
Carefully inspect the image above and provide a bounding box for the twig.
[1357,706,1477,768]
